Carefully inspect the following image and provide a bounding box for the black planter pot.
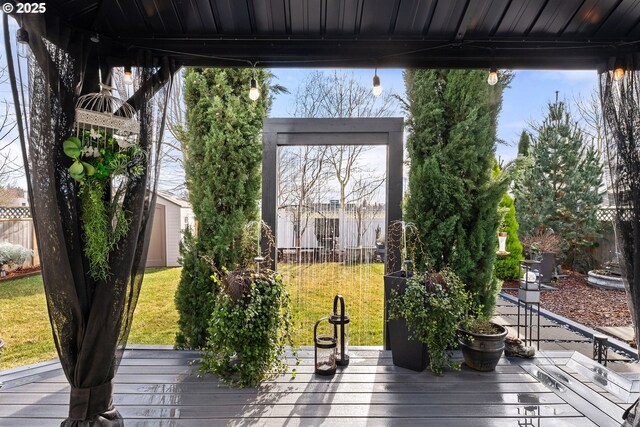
[457,323,507,372]
[384,271,429,372]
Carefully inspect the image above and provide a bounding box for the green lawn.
[0,263,385,370]
[0,268,181,370]
[279,262,385,347]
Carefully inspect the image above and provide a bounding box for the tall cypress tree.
[517,131,531,157]
[404,70,509,315]
[175,68,271,349]
[514,100,603,271]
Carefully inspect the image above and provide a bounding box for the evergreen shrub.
[495,194,523,280]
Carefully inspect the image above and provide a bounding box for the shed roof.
[156,191,191,209]
[39,0,640,69]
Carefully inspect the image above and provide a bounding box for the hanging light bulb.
[249,67,260,101]
[372,69,382,97]
[123,66,133,85]
[487,68,498,86]
[613,67,625,81]
[249,77,260,101]
[16,27,29,44]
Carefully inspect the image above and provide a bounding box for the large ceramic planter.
[457,323,507,372]
[384,271,429,372]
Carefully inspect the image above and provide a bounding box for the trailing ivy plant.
[201,268,297,387]
[62,129,146,280]
[388,269,470,375]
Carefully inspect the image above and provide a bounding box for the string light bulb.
[372,69,382,97]
[487,68,498,86]
[249,68,260,101]
[613,67,625,81]
[123,66,133,85]
[16,27,29,44]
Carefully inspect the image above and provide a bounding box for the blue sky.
[268,68,599,162]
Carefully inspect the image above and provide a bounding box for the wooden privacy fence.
[0,207,39,267]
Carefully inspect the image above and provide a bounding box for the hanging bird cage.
[74,82,139,148]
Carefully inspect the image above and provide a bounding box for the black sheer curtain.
[599,55,640,349]
[5,14,174,425]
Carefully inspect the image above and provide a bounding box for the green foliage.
[202,269,296,387]
[403,69,509,316]
[78,179,129,281]
[514,101,604,271]
[0,243,33,269]
[174,228,216,350]
[62,129,146,280]
[517,131,531,157]
[176,68,272,348]
[388,270,470,375]
[183,68,271,269]
[495,194,523,280]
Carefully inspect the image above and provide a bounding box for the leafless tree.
[288,70,397,246]
[574,89,604,152]
[114,67,187,194]
[278,146,330,246]
[0,56,22,205]
[346,174,385,247]
[574,89,610,198]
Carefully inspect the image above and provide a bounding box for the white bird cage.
[74,82,139,148]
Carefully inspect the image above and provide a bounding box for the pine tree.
[514,100,603,271]
[175,68,272,349]
[404,69,510,316]
[495,193,524,280]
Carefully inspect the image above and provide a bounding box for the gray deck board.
[0,346,631,426]
[0,417,598,427]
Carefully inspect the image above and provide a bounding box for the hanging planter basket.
[62,82,146,281]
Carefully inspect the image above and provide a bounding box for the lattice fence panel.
[0,207,32,219]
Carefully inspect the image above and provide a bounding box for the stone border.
[587,271,625,290]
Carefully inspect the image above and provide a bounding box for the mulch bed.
[502,270,632,329]
[0,266,41,282]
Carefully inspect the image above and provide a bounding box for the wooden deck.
[0,345,633,426]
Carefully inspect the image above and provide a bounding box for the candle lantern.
[314,317,337,376]
[328,295,350,366]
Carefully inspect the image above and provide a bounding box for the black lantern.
[329,294,350,366]
[314,317,337,376]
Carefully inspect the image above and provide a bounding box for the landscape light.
[614,67,625,81]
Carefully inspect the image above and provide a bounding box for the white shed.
[146,192,195,268]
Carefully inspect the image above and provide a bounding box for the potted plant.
[201,268,297,387]
[457,315,508,372]
[522,229,561,283]
[387,270,470,374]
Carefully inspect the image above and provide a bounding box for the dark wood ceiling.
[40,0,640,68]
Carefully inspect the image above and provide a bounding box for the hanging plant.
[201,268,297,387]
[63,128,146,280]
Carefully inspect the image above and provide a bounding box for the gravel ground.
[503,271,632,329]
